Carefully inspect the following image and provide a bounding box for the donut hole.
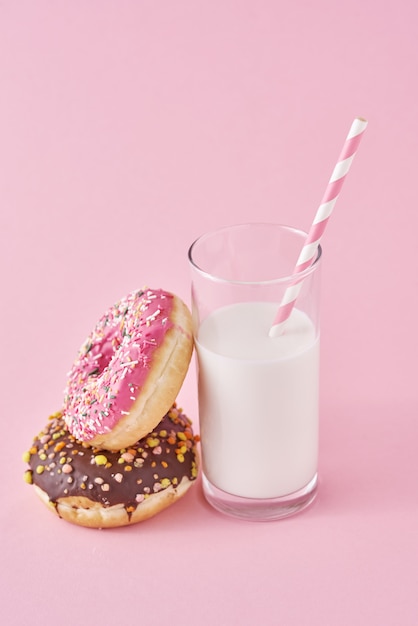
[84,327,122,377]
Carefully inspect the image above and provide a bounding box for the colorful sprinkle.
[94,454,108,466]
[22,451,31,463]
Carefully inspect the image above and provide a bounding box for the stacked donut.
[23,288,199,528]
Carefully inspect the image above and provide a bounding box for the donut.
[63,288,193,451]
[23,406,199,528]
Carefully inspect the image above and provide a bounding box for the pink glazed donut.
[64,289,193,451]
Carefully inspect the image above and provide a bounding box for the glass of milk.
[188,223,322,520]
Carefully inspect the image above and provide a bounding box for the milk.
[196,302,319,499]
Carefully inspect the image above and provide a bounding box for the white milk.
[196,302,319,499]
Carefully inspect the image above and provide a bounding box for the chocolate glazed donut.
[24,405,199,528]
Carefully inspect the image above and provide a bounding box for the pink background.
[1,1,417,624]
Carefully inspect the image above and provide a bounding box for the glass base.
[202,473,318,521]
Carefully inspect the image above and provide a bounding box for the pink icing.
[63,289,174,441]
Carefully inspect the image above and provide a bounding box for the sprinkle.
[62,464,73,474]
[94,477,104,484]
[36,465,45,474]
[113,473,123,483]
[152,446,162,455]
[22,451,31,463]
[161,478,171,488]
[119,360,139,368]
[121,452,134,463]
[101,484,110,492]
[176,453,185,463]
[146,437,160,448]
[177,432,187,441]
[54,441,66,453]
[135,494,145,503]
[23,470,33,484]
[124,465,132,472]
[94,454,108,466]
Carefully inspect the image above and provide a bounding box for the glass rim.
[188,222,322,286]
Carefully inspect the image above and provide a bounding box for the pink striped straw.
[269,116,368,337]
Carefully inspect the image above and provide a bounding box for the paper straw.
[269,116,368,338]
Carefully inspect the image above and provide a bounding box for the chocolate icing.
[25,406,198,513]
